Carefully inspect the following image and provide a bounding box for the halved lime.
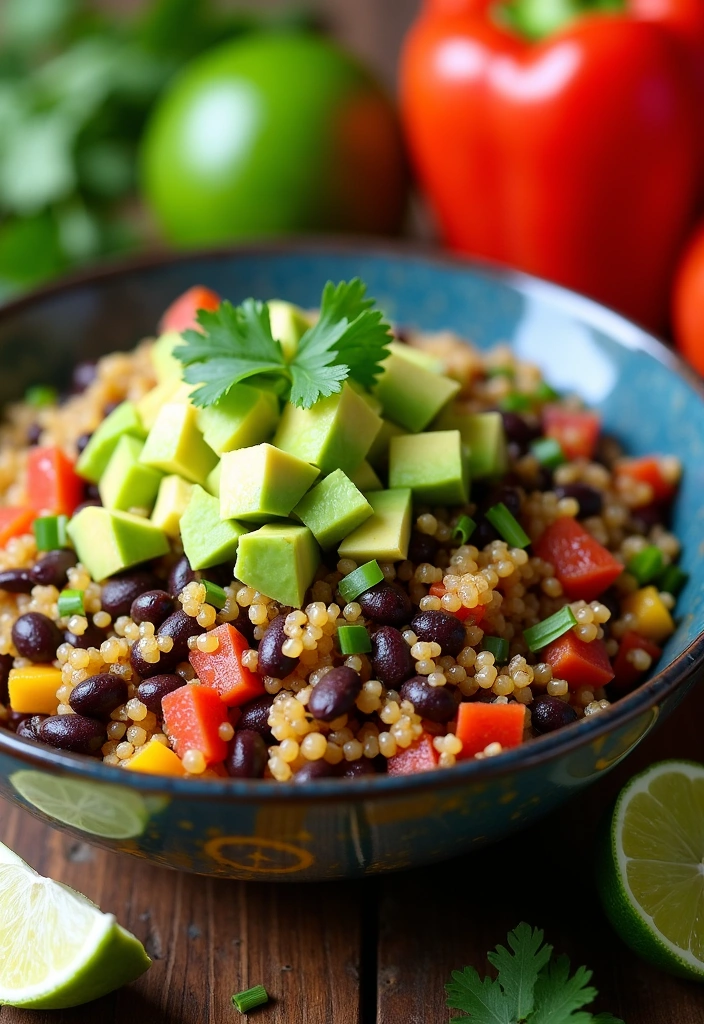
[0,841,150,1008]
[10,770,149,839]
[598,759,704,981]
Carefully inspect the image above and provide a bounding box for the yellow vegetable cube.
[623,585,675,644]
[125,740,186,777]
[8,666,62,715]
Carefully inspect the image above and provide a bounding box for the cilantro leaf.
[527,955,597,1023]
[592,1016,625,1023]
[487,923,553,1020]
[445,966,515,1024]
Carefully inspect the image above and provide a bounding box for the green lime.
[0,841,150,1008]
[598,759,704,981]
[10,771,149,839]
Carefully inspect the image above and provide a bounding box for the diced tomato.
[26,446,84,516]
[456,702,525,759]
[534,517,622,601]
[428,583,485,623]
[387,733,439,775]
[614,456,679,503]
[0,507,34,546]
[542,405,601,461]
[162,684,229,765]
[611,630,662,693]
[543,631,614,690]
[189,623,265,707]
[159,286,220,334]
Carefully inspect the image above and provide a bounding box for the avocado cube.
[137,378,186,431]
[366,418,407,472]
[220,443,319,523]
[273,383,382,475]
[197,384,279,455]
[373,352,460,432]
[67,506,169,582]
[99,435,163,513]
[151,330,184,383]
[151,475,193,538]
[389,430,469,505]
[433,408,508,479]
[139,402,218,485]
[235,524,320,608]
[338,488,411,562]
[388,340,445,375]
[349,460,383,493]
[205,460,221,497]
[293,469,373,550]
[268,300,312,362]
[181,485,248,570]
[76,401,146,483]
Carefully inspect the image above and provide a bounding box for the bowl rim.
[0,236,702,804]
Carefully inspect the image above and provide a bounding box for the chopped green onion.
[58,589,85,618]
[338,560,384,602]
[452,515,476,545]
[523,606,577,653]
[202,579,227,609]
[33,514,69,552]
[337,624,372,655]
[627,545,664,586]
[534,380,560,403]
[232,985,269,1013]
[482,635,509,664]
[499,392,532,413]
[530,437,566,469]
[25,385,57,408]
[486,365,515,380]
[657,564,688,597]
[485,502,531,549]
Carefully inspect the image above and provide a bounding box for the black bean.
[0,569,34,594]
[100,570,161,618]
[531,695,578,734]
[69,673,128,719]
[12,612,63,663]
[137,674,184,714]
[236,694,275,741]
[371,625,414,687]
[486,483,522,518]
[308,667,362,722]
[38,714,105,754]
[26,423,42,446]
[473,517,499,548]
[0,652,12,704]
[168,555,199,597]
[131,590,175,627]
[500,411,541,450]
[340,758,377,778]
[258,615,298,678]
[399,676,459,722]
[76,432,92,455]
[554,483,603,519]
[158,610,203,663]
[408,531,438,565]
[599,587,621,628]
[15,714,46,741]
[225,730,268,778]
[64,624,106,650]
[72,361,97,393]
[30,549,78,588]
[411,610,466,657]
[357,581,412,626]
[84,484,101,502]
[293,759,340,783]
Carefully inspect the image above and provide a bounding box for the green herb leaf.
[446,966,514,1024]
[527,955,597,1023]
[487,923,552,1019]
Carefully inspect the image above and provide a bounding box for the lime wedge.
[0,841,150,1008]
[10,771,149,839]
[598,759,704,981]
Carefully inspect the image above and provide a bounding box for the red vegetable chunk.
[0,507,34,547]
[542,406,601,461]
[429,583,485,623]
[544,630,614,690]
[159,285,220,334]
[455,702,525,760]
[611,629,662,693]
[27,446,84,516]
[614,456,678,503]
[189,623,265,707]
[162,684,229,765]
[534,517,622,601]
[387,733,438,775]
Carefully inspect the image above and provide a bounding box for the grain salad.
[0,282,685,782]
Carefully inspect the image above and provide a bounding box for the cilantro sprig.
[446,923,623,1024]
[175,278,392,410]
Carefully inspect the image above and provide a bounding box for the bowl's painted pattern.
[0,242,701,881]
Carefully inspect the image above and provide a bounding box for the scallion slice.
[338,560,383,602]
[33,514,69,552]
[499,392,531,413]
[232,985,269,1013]
[337,624,372,655]
[627,545,664,586]
[485,502,530,549]
[486,365,515,380]
[452,515,476,545]
[58,589,85,618]
[482,635,509,664]
[25,385,57,408]
[523,606,577,653]
[530,437,566,469]
[657,564,688,597]
[202,579,227,609]
[535,380,560,403]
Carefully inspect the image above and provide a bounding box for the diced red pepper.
[544,630,614,690]
[162,684,229,765]
[387,733,439,775]
[26,446,84,516]
[455,701,525,760]
[0,507,34,546]
[611,629,662,693]
[534,517,622,601]
[189,623,265,707]
[428,583,485,623]
[159,286,220,334]
[614,456,679,503]
[542,406,601,461]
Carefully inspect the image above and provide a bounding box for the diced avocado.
[151,475,193,538]
[349,460,383,492]
[99,435,163,513]
[389,430,469,504]
[181,485,248,570]
[67,506,169,581]
[220,443,318,523]
[137,378,184,431]
[388,340,444,375]
[373,351,460,432]
[433,408,508,480]
[151,330,184,383]
[76,401,146,483]
[205,460,221,497]
[338,488,411,562]
[366,418,407,472]
[349,380,383,416]
[139,402,218,485]
[273,383,382,475]
[268,299,312,362]
[235,523,320,608]
[293,469,373,550]
[196,384,279,455]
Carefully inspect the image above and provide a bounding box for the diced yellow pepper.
[623,585,675,644]
[8,666,62,715]
[125,740,186,777]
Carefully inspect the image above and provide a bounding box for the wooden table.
[1,683,703,1024]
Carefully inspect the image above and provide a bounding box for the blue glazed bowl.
[0,241,702,881]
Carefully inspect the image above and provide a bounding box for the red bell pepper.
[387,733,439,775]
[26,447,84,516]
[544,630,614,689]
[611,629,662,692]
[534,517,622,600]
[400,0,702,330]
[455,701,525,759]
[614,456,679,503]
[429,582,486,623]
[189,623,265,707]
[162,684,229,765]
[542,406,600,461]
[673,219,704,376]
[159,285,220,334]
[0,507,34,546]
